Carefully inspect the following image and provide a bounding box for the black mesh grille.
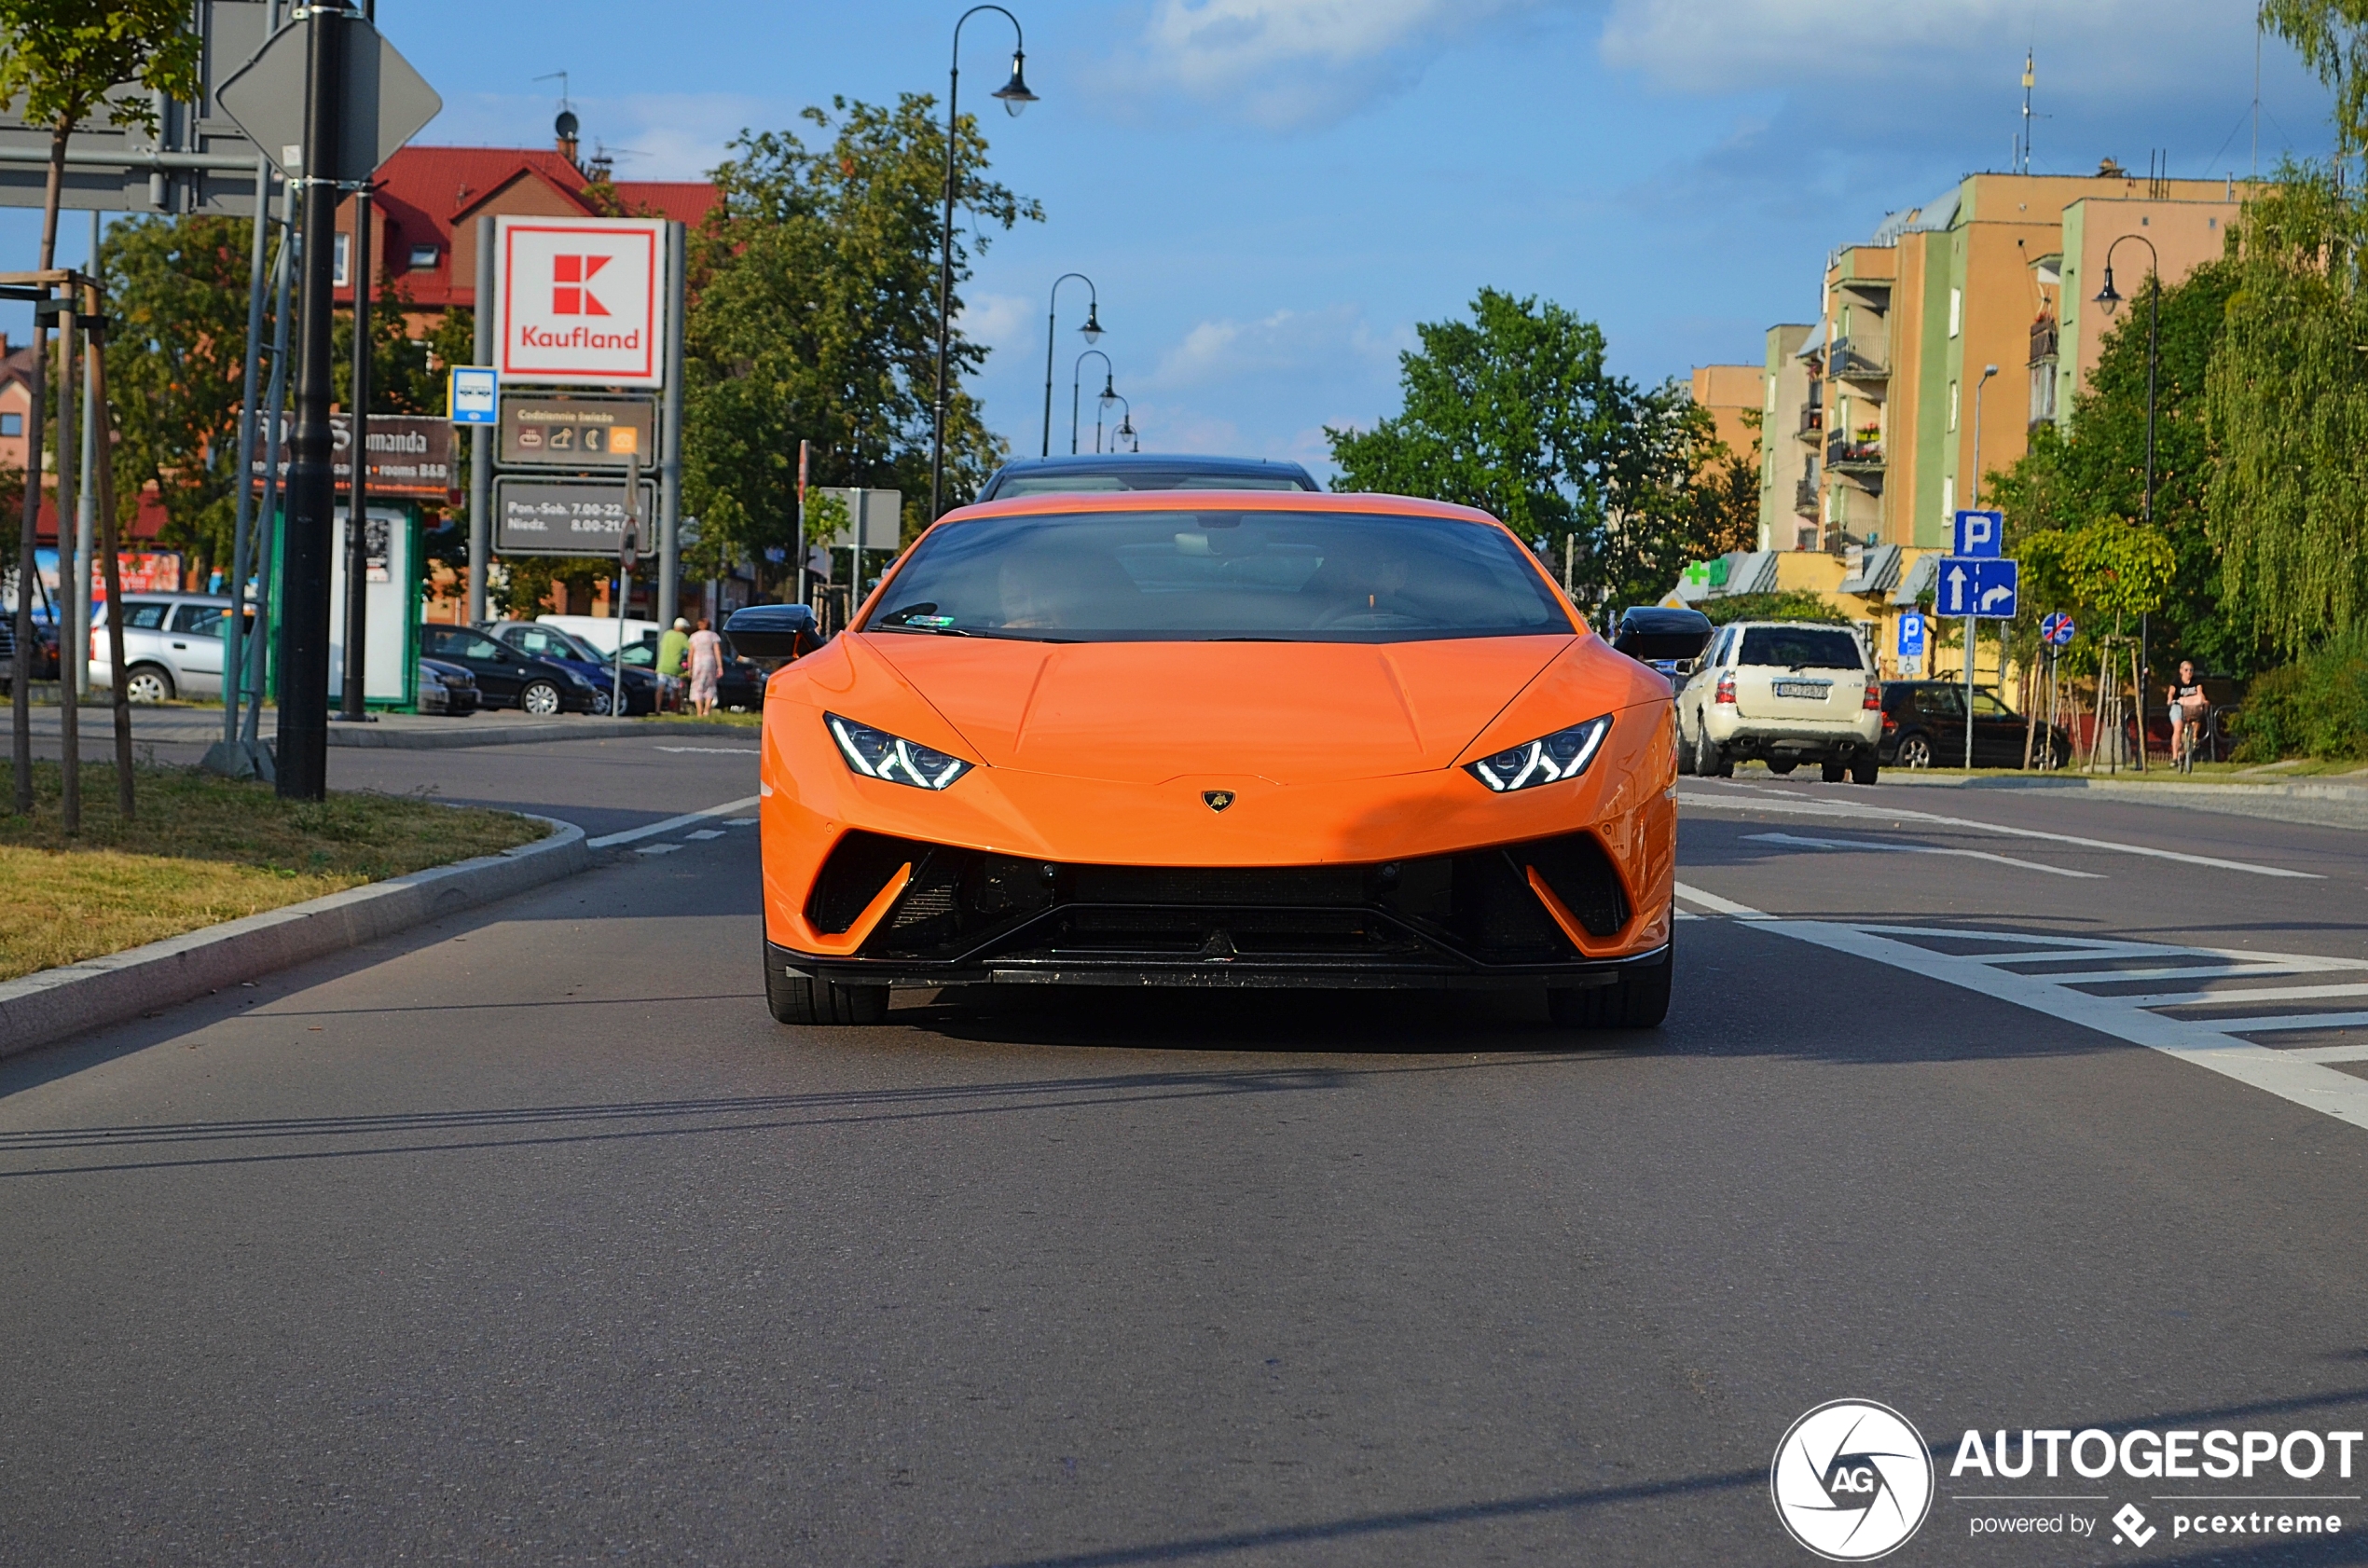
[807,832,930,934]
[1522,833,1631,938]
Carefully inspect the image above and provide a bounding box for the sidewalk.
[1879,768,2368,832]
[16,705,750,751]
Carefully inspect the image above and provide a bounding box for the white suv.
[1676,620,1881,783]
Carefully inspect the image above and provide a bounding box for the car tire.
[1820,759,1846,783]
[1702,741,1734,778]
[519,681,561,716]
[1851,753,1879,785]
[1767,758,1797,776]
[764,955,889,1026]
[1675,717,1698,776]
[1549,932,1673,1032]
[589,689,613,716]
[1895,733,1934,769]
[124,664,175,704]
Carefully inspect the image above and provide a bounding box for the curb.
[1874,771,2368,830]
[329,719,756,750]
[0,814,593,1061]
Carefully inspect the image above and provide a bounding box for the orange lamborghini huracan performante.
[723,490,1678,1032]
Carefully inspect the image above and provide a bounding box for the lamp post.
[1967,363,1998,769]
[1102,392,1135,453]
[2095,234,2159,770]
[930,6,1036,522]
[1071,348,1112,455]
[1041,272,1100,456]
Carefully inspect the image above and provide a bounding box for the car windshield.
[1737,626,1864,670]
[864,508,1573,643]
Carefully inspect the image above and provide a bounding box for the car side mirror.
[724,602,822,662]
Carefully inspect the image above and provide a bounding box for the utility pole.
[339,184,373,722]
[469,213,493,625]
[276,0,353,800]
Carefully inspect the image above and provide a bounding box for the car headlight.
[558,668,594,688]
[826,713,971,791]
[1466,715,1613,792]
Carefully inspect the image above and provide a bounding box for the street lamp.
[2096,232,2160,768]
[1041,272,1100,456]
[930,5,1037,522]
[1967,363,1999,769]
[1102,392,1136,453]
[1072,348,1112,455]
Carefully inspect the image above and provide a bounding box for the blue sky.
[3,1,2340,480]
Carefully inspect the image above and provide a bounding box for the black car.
[1879,681,2070,769]
[419,624,600,714]
[974,452,1321,502]
[484,620,661,715]
[618,631,767,710]
[1608,605,1714,686]
[0,612,62,688]
[417,655,481,717]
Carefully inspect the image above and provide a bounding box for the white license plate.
[1773,681,1830,699]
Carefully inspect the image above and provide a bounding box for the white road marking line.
[2287,1043,2368,1063]
[1677,894,2368,1133]
[586,795,763,849]
[1743,830,2103,879]
[1679,784,2322,879]
[635,843,683,856]
[2031,962,2366,984]
[2202,1012,2368,1035]
[684,829,723,841]
[654,745,761,754]
[723,817,758,826]
[2122,982,2368,1009]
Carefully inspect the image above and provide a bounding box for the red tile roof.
[343,145,717,312]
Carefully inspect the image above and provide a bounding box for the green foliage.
[2261,0,2368,154]
[2062,516,2178,622]
[1697,590,1848,626]
[2230,623,2368,760]
[681,96,1039,594]
[494,556,613,620]
[332,279,445,417]
[2205,163,2368,659]
[1323,288,1724,611]
[803,488,849,548]
[101,213,255,584]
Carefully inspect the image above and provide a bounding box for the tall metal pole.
[73,209,98,704]
[54,297,77,832]
[244,178,298,754]
[1967,364,1995,771]
[2137,266,2158,773]
[468,213,493,624]
[657,218,685,627]
[339,186,372,721]
[931,7,1029,521]
[613,448,639,717]
[223,155,273,750]
[1040,271,1094,457]
[1071,348,1109,457]
[9,291,49,814]
[276,0,351,799]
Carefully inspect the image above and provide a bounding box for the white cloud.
[1122,0,1542,129]
[1600,0,2237,99]
[958,292,1035,353]
[419,89,777,180]
[1150,304,1406,389]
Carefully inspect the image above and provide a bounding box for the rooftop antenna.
[535,70,572,116]
[2019,48,2034,173]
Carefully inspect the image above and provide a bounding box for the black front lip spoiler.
[768,939,1670,992]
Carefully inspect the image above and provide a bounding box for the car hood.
[849,632,1581,785]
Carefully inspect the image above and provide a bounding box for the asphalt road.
[6,748,2368,1567]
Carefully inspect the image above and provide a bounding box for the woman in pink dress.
[687,619,725,716]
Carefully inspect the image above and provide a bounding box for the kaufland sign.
[491,216,668,388]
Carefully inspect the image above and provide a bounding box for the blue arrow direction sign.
[1953,508,2003,557]
[1942,557,2019,619]
[449,366,498,425]
[1897,612,1926,657]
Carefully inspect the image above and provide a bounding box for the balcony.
[1826,435,1884,494]
[1794,475,1819,514]
[1827,336,1889,384]
[2029,316,2059,366]
[1796,402,1824,442]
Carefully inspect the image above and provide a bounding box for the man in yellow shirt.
[656,617,692,712]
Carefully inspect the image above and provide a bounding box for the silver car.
[89,593,240,704]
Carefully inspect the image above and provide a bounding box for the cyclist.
[2167,659,2210,769]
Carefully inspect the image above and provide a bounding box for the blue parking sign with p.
[1897,612,1926,657]
[1953,509,2003,557]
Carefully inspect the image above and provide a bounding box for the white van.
[533,613,663,655]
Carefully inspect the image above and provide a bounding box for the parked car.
[418,623,599,714]
[89,593,241,703]
[417,656,481,717]
[1880,681,2072,769]
[484,619,659,715]
[1608,605,1714,688]
[1675,620,1880,782]
[0,612,62,689]
[617,630,765,710]
[535,612,665,656]
[974,452,1322,502]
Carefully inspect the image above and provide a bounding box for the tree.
[681,96,1039,594]
[0,0,199,269]
[100,213,255,586]
[1325,289,1721,611]
[2261,0,2368,154]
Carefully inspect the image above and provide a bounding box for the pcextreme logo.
[1771,1400,1935,1561]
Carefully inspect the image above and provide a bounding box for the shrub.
[1698,590,1849,626]
[2230,623,2368,761]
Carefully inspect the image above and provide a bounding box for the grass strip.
[0,763,541,983]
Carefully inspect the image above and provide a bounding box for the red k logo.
[552,254,611,317]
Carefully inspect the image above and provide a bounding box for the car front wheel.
[1549,932,1673,1033]
[124,664,175,704]
[765,956,889,1025]
[1894,733,1934,769]
[1675,716,1698,776]
[588,688,613,716]
[519,681,561,715]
